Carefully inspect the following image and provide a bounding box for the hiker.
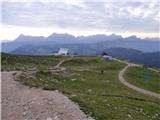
[101,70,104,75]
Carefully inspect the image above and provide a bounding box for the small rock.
[155,113,158,116]
[17,103,21,106]
[127,114,132,118]
[54,90,59,93]
[23,111,27,116]
[71,78,77,81]
[47,117,52,120]
[22,103,26,106]
[88,89,92,93]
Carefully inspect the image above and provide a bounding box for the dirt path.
[55,60,65,68]
[1,71,94,120]
[55,55,73,68]
[117,60,160,99]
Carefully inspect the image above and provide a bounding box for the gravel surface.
[1,71,94,120]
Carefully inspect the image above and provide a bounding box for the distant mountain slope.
[106,48,160,68]
[11,44,54,55]
[11,43,101,55]
[11,45,160,68]
[1,35,45,52]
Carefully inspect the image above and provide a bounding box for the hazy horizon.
[0,0,159,41]
[1,32,160,43]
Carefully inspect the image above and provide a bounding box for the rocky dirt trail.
[116,58,160,99]
[1,56,94,120]
[1,71,94,120]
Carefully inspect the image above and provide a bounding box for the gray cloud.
[2,1,159,33]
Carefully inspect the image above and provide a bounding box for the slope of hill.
[1,53,160,120]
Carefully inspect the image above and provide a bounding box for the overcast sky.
[0,0,159,40]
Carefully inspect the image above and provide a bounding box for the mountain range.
[2,33,160,53]
[1,33,160,68]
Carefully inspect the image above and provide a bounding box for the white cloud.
[1,1,159,40]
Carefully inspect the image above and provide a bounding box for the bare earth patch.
[1,71,94,120]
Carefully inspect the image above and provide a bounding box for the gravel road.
[1,71,94,120]
[118,64,160,99]
[113,58,160,98]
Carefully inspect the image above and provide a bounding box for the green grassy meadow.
[1,53,160,120]
[1,53,62,71]
[124,67,160,94]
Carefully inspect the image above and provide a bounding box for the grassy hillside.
[1,53,62,71]
[124,67,160,94]
[1,53,160,120]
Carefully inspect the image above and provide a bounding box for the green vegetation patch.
[1,53,61,71]
[63,56,101,67]
[124,67,160,94]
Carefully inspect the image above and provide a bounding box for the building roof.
[58,48,69,54]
